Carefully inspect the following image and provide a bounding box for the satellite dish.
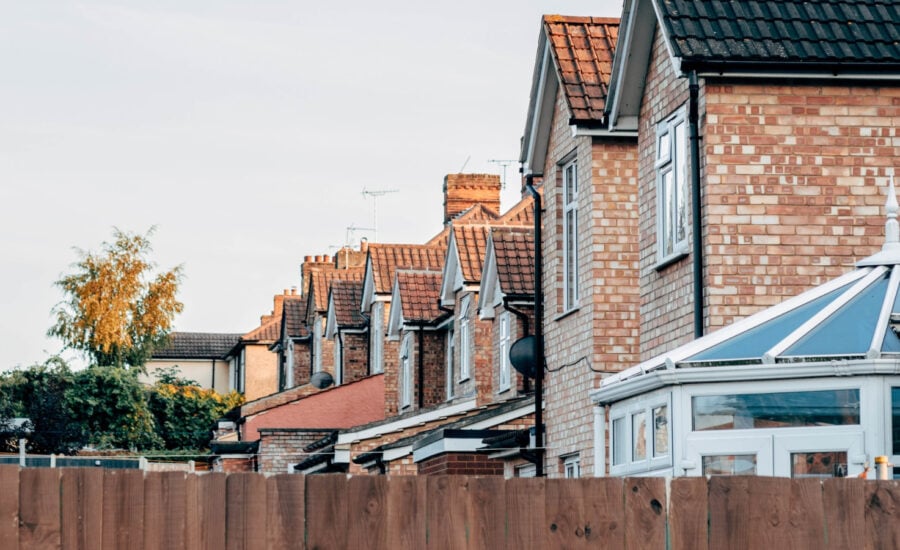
[310,371,334,389]
[509,336,536,378]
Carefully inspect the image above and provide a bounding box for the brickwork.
[257,428,334,474]
[540,84,641,477]
[446,291,494,405]
[380,302,402,417]
[443,174,502,223]
[290,339,311,387]
[490,305,532,400]
[338,331,369,384]
[417,453,505,476]
[214,457,256,473]
[637,27,896,359]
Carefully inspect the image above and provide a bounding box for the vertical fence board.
[788,478,825,549]
[267,474,306,550]
[225,472,267,550]
[505,477,545,550]
[468,477,505,547]
[708,476,750,550]
[60,468,104,550]
[347,475,387,549]
[386,476,426,549]
[864,480,900,549]
[186,472,226,550]
[823,478,865,549]
[101,469,144,550]
[144,471,186,550]
[426,476,469,550]
[669,477,708,550]
[0,466,19,550]
[586,477,625,547]
[747,476,791,548]
[19,468,60,550]
[624,476,666,550]
[306,474,348,549]
[545,479,582,548]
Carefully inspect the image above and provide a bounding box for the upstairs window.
[446,327,455,399]
[459,295,472,381]
[498,312,511,392]
[312,318,322,374]
[563,160,579,310]
[334,334,343,386]
[656,107,689,264]
[370,302,384,374]
[400,333,413,409]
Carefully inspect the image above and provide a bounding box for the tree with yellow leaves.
[49,228,184,368]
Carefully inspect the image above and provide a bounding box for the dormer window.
[459,295,472,381]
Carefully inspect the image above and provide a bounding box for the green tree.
[48,227,183,368]
[147,367,243,450]
[67,365,163,450]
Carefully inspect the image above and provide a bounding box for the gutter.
[689,70,703,339]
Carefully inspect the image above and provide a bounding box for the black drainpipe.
[337,331,344,385]
[525,177,544,477]
[689,70,704,339]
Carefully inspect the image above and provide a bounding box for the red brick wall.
[540,85,641,477]
[444,174,502,222]
[417,453,505,476]
[291,339,311,388]
[447,291,494,405]
[215,457,256,473]
[339,331,369,384]
[258,428,335,474]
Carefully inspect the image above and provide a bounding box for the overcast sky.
[0,1,622,371]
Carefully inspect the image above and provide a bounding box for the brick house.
[305,263,364,383]
[519,15,640,477]
[324,279,369,386]
[587,0,900,475]
[144,332,241,394]
[271,291,309,391]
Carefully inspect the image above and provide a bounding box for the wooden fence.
[2,465,900,549]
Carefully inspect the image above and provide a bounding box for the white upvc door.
[683,432,773,476]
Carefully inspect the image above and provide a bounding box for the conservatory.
[591,183,900,479]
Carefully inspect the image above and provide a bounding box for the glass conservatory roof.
[600,178,900,391]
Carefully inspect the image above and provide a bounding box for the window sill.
[553,307,580,323]
[498,385,511,394]
[654,250,688,272]
[458,376,470,383]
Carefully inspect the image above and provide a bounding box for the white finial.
[887,171,899,248]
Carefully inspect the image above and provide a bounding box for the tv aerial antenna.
[361,188,399,242]
[345,224,375,246]
[488,159,518,189]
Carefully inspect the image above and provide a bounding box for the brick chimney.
[334,238,369,270]
[443,173,501,223]
[299,254,336,296]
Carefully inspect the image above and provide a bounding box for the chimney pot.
[304,255,313,263]
[315,255,323,262]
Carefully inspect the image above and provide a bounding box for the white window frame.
[562,159,579,310]
[285,339,295,388]
[370,302,384,374]
[498,312,511,392]
[655,106,689,265]
[563,454,581,478]
[334,334,342,386]
[312,318,322,374]
[400,333,413,409]
[458,295,472,382]
[446,327,455,400]
[516,463,536,478]
[609,391,673,476]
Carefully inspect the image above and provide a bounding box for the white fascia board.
[387,278,404,339]
[522,39,555,176]
[869,266,900,358]
[298,462,328,474]
[324,294,338,339]
[647,0,681,77]
[361,257,376,312]
[336,398,478,445]
[383,444,413,463]
[590,358,900,405]
[697,71,900,81]
[602,267,870,387]
[570,126,639,138]
[333,445,351,465]
[413,436,488,463]
[465,404,533,430]
[440,232,461,306]
[606,0,654,131]
[478,236,499,320]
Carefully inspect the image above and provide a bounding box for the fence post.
[18,440,25,467]
[50,454,56,468]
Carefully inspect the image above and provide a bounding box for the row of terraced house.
[153,0,900,479]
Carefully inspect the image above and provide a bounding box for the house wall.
[447,291,494,406]
[392,327,447,415]
[380,302,402,417]
[637,27,894,359]
[490,305,532,401]
[417,453,504,475]
[291,339,312,388]
[257,428,335,474]
[339,331,369,385]
[141,359,230,394]
[242,343,279,401]
[540,86,641,477]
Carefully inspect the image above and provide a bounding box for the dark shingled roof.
[656,0,900,69]
[152,332,242,360]
[282,296,309,339]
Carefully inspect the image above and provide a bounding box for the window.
[656,108,689,263]
[516,463,536,478]
[498,312,511,392]
[612,417,627,466]
[233,348,246,393]
[563,454,581,478]
[334,335,342,386]
[400,334,413,409]
[446,327,455,399]
[562,159,578,310]
[609,393,672,474]
[370,303,384,374]
[459,295,472,381]
[692,389,861,431]
[653,405,669,457]
[702,455,757,476]
[312,318,322,374]
[285,340,295,388]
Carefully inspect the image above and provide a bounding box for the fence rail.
[1,466,899,549]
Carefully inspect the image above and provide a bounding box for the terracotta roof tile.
[396,269,445,323]
[491,226,535,296]
[282,296,309,339]
[331,280,366,328]
[242,315,281,343]
[425,204,500,247]
[453,224,491,284]
[368,244,446,295]
[543,15,619,123]
[497,195,535,226]
[152,332,243,360]
[310,268,364,314]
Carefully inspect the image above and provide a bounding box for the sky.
[0,0,623,371]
